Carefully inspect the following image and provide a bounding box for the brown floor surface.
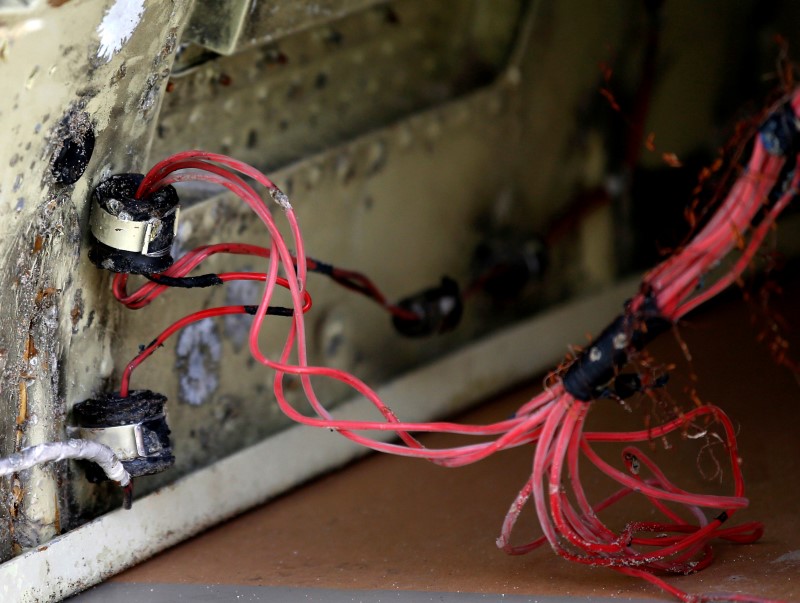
[113,278,800,601]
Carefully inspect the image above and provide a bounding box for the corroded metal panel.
[158,0,526,171]
[0,0,196,559]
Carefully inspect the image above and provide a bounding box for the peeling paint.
[96,0,146,63]
[175,319,221,406]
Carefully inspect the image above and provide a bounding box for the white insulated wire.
[0,439,130,486]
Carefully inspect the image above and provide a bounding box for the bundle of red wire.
[108,89,800,603]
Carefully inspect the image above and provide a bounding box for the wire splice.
[269,188,292,210]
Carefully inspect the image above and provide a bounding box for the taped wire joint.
[562,296,670,401]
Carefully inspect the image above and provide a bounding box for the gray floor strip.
[70,583,652,602]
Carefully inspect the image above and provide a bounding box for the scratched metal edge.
[0,278,639,603]
[72,583,655,603]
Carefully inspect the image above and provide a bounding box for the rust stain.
[35,287,58,304]
[23,335,37,362]
[53,495,61,534]
[70,304,83,326]
[16,381,27,426]
[48,0,73,6]
[33,235,43,253]
[10,482,22,519]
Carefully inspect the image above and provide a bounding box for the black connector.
[391,277,463,337]
[470,235,547,301]
[73,390,174,480]
[88,174,180,275]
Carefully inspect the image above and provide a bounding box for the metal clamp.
[75,416,166,461]
[89,198,180,256]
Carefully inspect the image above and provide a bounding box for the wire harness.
[89,90,800,602]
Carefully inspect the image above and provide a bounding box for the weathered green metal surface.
[0,0,786,578]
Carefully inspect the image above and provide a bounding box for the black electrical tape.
[612,373,643,399]
[74,389,168,426]
[243,304,294,317]
[594,371,669,401]
[723,102,799,229]
[308,257,335,276]
[715,511,729,524]
[562,299,671,402]
[753,102,800,225]
[759,101,799,157]
[146,273,224,288]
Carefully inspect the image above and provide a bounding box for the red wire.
[114,243,417,320]
[118,278,312,397]
[328,267,419,321]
